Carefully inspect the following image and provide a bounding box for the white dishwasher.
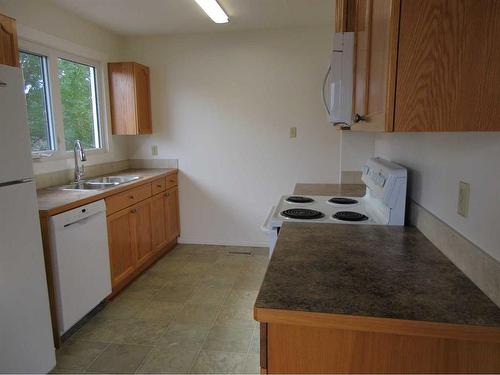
[49,199,111,335]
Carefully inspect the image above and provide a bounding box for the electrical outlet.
[151,145,158,156]
[289,127,297,138]
[457,181,470,217]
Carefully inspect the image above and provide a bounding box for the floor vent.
[227,251,252,256]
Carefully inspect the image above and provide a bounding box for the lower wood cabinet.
[165,187,180,242]
[107,208,136,287]
[106,174,180,294]
[134,198,154,268]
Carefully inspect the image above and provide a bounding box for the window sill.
[32,148,108,162]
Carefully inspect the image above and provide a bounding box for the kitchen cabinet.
[335,0,356,32]
[108,62,152,135]
[165,187,180,242]
[107,207,136,287]
[393,0,500,131]
[134,198,154,268]
[105,172,180,294]
[337,0,500,132]
[151,192,168,252]
[0,13,19,67]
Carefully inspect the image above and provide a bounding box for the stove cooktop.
[280,208,324,220]
[270,194,380,227]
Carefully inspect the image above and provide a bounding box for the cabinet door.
[336,0,356,32]
[133,198,153,267]
[394,0,500,131]
[164,187,180,242]
[350,0,394,132]
[151,193,167,252]
[107,209,135,287]
[134,63,152,134]
[0,14,19,67]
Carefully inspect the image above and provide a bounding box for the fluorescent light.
[194,0,229,24]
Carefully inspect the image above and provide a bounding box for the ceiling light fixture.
[194,0,229,24]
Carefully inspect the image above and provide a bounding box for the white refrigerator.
[0,65,56,372]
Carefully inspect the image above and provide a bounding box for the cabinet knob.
[129,195,134,199]
[169,180,175,183]
[157,184,162,188]
[354,113,367,123]
[164,192,170,197]
[130,208,137,214]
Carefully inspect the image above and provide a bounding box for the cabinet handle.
[169,179,175,183]
[130,208,137,214]
[157,184,162,188]
[354,113,367,123]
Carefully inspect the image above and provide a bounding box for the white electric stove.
[262,157,407,254]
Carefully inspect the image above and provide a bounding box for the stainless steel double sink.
[56,175,141,191]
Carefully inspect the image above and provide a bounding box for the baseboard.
[409,201,500,308]
[178,237,268,248]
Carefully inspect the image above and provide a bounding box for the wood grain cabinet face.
[108,62,152,135]
[107,208,136,287]
[345,0,500,132]
[133,198,153,267]
[0,13,19,67]
[164,187,180,242]
[350,0,393,132]
[106,176,180,293]
[151,192,167,252]
[394,0,500,132]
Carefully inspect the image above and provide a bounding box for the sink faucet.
[73,140,87,182]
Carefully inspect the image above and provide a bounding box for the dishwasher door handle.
[63,211,102,228]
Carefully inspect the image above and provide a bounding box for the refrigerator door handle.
[0,80,7,87]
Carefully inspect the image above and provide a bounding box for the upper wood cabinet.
[337,0,500,132]
[108,62,152,135]
[393,0,500,132]
[335,0,356,32]
[0,13,19,67]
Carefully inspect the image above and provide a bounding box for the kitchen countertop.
[37,168,177,216]
[294,183,366,197]
[255,222,500,327]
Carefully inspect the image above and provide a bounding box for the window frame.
[19,40,109,159]
[19,49,56,152]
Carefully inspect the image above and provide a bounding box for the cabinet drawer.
[106,183,151,215]
[151,177,166,195]
[165,173,178,189]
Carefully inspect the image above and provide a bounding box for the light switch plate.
[458,181,470,217]
[151,145,158,156]
[290,127,297,138]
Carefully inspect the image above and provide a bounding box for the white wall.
[125,27,341,246]
[0,0,128,175]
[340,131,375,172]
[374,132,500,261]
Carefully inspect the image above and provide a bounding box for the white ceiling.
[49,0,332,36]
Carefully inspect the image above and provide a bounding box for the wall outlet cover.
[151,145,158,156]
[289,127,297,138]
[458,181,470,218]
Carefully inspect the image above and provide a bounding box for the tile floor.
[52,244,269,374]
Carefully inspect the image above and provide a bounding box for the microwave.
[322,32,354,127]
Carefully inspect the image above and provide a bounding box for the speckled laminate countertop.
[37,168,177,216]
[255,222,500,327]
[294,183,366,197]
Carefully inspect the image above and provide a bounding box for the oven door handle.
[261,206,276,233]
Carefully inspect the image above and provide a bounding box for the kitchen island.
[254,184,500,373]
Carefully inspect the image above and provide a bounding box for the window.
[58,58,101,150]
[20,51,54,152]
[19,43,105,156]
